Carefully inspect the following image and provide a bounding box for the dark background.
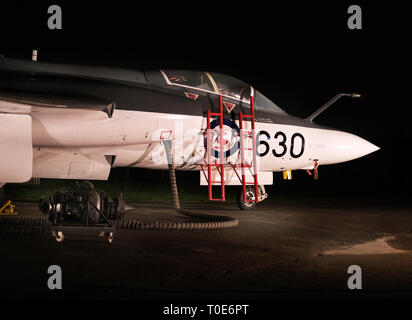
[0,2,410,204]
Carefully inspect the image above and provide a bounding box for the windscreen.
[254,90,285,114]
[160,69,286,114]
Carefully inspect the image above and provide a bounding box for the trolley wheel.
[237,186,257,211]
[99,231,114,243]
[107,232,114,244]
[52,230,64,243]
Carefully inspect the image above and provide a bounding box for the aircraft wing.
[0,91,115,117]
[0,91,115,183]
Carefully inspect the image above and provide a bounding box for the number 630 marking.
[256,130,305,158]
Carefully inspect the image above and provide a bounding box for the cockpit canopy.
[152,69,285,114]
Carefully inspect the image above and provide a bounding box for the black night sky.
[1,2,410,202]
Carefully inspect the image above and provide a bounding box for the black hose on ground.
[0,216,48,235]
[113,141,238,230]
[158,139,239,230]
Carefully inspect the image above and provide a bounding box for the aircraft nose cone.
[357,138,380,156]
[316,130,380,165]
[339,133,379,158]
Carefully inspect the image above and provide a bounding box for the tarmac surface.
[1,200,412,300]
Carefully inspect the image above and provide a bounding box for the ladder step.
[205,164,235,167]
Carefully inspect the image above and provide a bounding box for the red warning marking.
[223,101,236,113]
[184,92,199,100]
[160,130,173,140]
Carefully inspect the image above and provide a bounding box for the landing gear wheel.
[237,186,256,211]
[52,230,64,243]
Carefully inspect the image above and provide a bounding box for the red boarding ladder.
[202,95,225,201]
[239,91,259,203]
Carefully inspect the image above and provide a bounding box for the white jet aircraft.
[0,55,379,210]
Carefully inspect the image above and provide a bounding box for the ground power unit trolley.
[39,181,123,243]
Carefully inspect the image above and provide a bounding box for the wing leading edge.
[0,91,115,117]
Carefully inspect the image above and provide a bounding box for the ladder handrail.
[250,95,259,203]
[218,95,225,201]
[205,95,225,201]
[239,92,259,203]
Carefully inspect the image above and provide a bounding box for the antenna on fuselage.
[306,93,361,122]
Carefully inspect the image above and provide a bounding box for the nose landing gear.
[237,185,268,211]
